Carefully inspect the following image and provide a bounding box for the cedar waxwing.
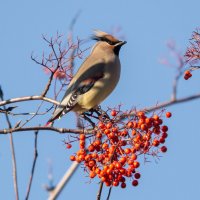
[46,30,126,125]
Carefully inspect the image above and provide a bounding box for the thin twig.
[0,86,19,200]
[106,187,112,200]
[97,182,104,200]
[0,95,60,107]
[48,162,79,200]
[25,131,39,200]
[0,126,91,135]
[20,101,45,128]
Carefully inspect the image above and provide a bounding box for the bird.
[46,30,126,126]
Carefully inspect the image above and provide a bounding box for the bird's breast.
[77,57,121,111]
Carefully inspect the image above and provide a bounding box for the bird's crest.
[92,30,120,44]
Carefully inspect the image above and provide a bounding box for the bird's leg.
[84,109,99,119]
[80,113,96,128]
[95,106,110,121]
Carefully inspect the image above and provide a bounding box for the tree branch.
[0,95,59,107]
[0,86,19,200]
[25,131,39,200]
[1,92,200,135]
[0,126,88,135]
[48,162,79,200]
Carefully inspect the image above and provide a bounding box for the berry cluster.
[68,110,171,188]
[184,70,192,80]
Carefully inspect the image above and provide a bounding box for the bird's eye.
[107,40,115,45]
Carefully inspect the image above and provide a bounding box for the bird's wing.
[46,58,105,125]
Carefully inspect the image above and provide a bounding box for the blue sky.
[1,0,200,199]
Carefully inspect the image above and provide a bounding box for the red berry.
[134,172,141,179]
[166,112,172,118]
[111,110,117,116]
[133,161,140,168]
[79,134,85,140]
[160,146,167,153]
[70,155,76,161]
[121,182,126,188]
[132,180,138,186]
[152,139,159,147]
[112,181,119,187]
[66,143,72,149]
[161,125,168,132]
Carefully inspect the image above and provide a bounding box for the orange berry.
[70,155,76,161]
[88,144,95,152]
[79,140,85,146]
[66,143,72,149]
[115,162,122,169]
[95,168,101,174]
[112,180,119,187]
[105,181,111,187]
[119,157,127,164]
[132,129,137,136]
[152,139,160,147]
[166,112,172,118]
[106,168,112,175]
[104,129,110,135]
[112,127,118,133]
[124,148,131,154]
[140,124,148,131]
[131,154,137,160]
[78,155,85,161]
[79,134,85,140]
[121,130,128,136]
[106,122,112,129]
[137,111,145,118]
[133,161,140,168]
[153,115,159,120]
[94,140,101,146]
[88,160,96,167]
[127,159,134,165]
[108,132,115,139]
[89,171,96,178]
[98,122,105,129]
[127,121,133,128]
[184,70,190,75]
[101,176,106,182]
[96,132,102,138]
[184,70,192,80]
[102,143,108,149]
[111,110,117,116]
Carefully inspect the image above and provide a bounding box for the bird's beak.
[115,41,127,47]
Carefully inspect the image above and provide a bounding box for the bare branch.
[25,131,39,200]
[0,126,88,135]
[48,162,79,200]
[97,182,104,200]
[0,92,200,135]
[106,187,112,200]
[0,95,59,107]
[0,86,19,200]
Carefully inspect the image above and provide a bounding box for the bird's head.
[92,30,127,56]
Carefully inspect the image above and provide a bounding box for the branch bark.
[25,131,39,200]
[48,162,79,200]
[0,95,59,107]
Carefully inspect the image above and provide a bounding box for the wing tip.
[44,121,53,127]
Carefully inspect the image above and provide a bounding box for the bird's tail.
[44,106,64,127]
